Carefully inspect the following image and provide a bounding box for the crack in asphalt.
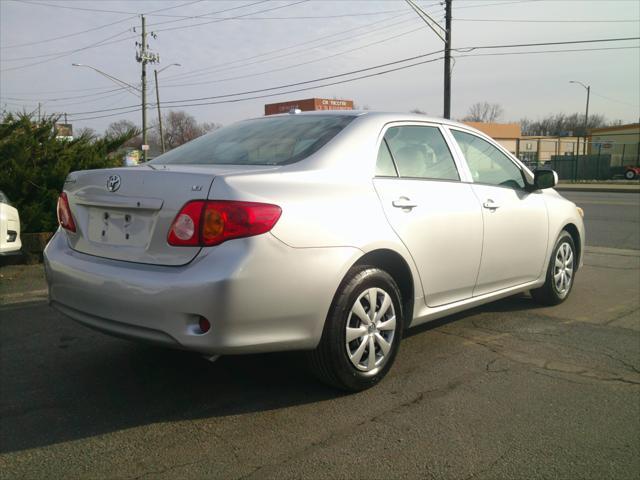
[604,307,640,325]
[436,329,640,387]
[467,317,640,375]
[234,379,466,480]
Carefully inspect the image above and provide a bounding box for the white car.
[0,190,22,256]
[45,112,585,391]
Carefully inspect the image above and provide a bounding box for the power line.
[160,11,419,82]
[131,47,640,113]
[1,31,136,71]
[162,15,427,86]
[54,42,640,122]
[1,0,312,68]
[145,0,272,27]
[152,1,311,33]
[61,36,640,117]
[455,45,639,58]
[13,36,635,119]
[15,0,140,15]
[0,15,136,50]
[1,86,131,103]
[145,25,428,90]
[1,29,133,61]
[591,92,639,108]
[454,17,640,23]
[0,2,204,50]
[144,0,205,15]
[452,36,640,53]
[454,0,542,9]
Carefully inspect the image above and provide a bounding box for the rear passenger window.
[383,126,459,181]
[375,139,398,177]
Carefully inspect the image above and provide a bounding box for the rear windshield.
[149,115,355,166]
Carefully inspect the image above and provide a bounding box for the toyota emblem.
[106,175,121,192]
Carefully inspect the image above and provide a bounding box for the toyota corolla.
[44,111,585,391]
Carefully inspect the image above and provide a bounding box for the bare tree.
[104,120,141,148]
[75,127,96,140]
[519,113,609,136]
[161,111,221,150]
[200,121,222,134]
[463,102,504,123]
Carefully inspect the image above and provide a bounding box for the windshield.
[150,115,355,166]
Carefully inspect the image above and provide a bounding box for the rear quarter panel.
[207,116,425,304]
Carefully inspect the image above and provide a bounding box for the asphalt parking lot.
[1,191,639,479]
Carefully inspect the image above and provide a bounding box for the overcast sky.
[1,0,638,133]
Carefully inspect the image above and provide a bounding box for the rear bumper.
[44,230,360,355]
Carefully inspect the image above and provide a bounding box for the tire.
[308,265,404,392]
[625,169,636,180]
[531,230,577,306]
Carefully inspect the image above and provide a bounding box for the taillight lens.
[168,200,282,247]
[56,192,76,233]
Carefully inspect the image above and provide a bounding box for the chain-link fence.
[513,138,639,180]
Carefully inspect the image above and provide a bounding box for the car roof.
[256,110,471,130]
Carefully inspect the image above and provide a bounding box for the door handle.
[482,199,501,210]
[392,197,418,210]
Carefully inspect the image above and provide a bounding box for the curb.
[556,185,640,194]
[0,289,48,307]
[585,246,640,257]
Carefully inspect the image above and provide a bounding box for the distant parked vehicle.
[0,190,22,256]
[624,166,640,180]
[45,111,585,391]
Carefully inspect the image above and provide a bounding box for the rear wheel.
[531,230,576,306]
[308,265,403,391]
[625,169,636,180]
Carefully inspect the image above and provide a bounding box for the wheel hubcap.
[345,288,396,372]
[553,242,574,296]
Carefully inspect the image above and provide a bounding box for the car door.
[373,123,483,307]
[448,128,549,296]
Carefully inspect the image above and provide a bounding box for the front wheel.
[307,266,403,392]
[531,230,577,306]
[625,169,636,180]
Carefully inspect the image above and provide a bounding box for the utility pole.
[583,85,590,155]
[404,0,450,118]
[154,63,180,154]
[136,15,159,162]
[154,69,164,153]
[140,15,148,162]
[444,0,452,119]
[569,80,591,155]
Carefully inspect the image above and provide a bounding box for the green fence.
[549,154,615,181]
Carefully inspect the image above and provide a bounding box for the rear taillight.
[57,192,76,233]
[168,200,282,247]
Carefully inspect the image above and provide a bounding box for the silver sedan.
[44,111,585,391]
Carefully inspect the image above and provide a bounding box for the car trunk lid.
[63,164,276,266]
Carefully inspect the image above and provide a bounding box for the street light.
[569,80,591,155]
[154,63,180,153]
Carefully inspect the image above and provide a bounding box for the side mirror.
[533,169,558,190]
